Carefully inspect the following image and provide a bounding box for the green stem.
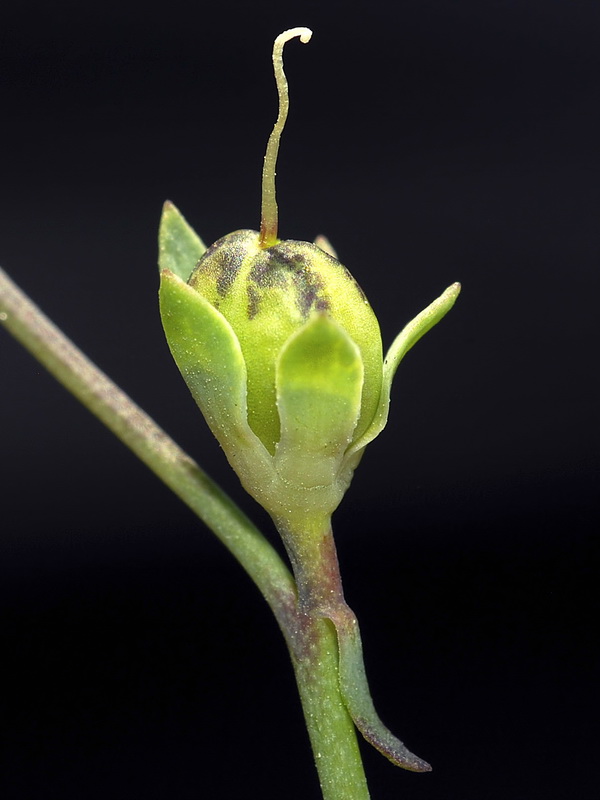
[278,513,432,774]
[0,266,295,629]
[0,266,371,799]
[274,514,370,798]
[290,616,371,800]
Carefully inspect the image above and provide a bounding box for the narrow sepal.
[159,270,250,449]
[158,201,207,281]
[350,282,461,455]
[314,234,338,259]
[275,314,363,488]
[332,611,432,772]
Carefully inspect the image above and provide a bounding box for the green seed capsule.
[188,231,382,455]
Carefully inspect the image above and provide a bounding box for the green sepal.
[348,282,461,456]
[275,314,363,489]
[330,612,432,772]
[313,234,338,259]
[158,201,207,282]
[159,269,252,451]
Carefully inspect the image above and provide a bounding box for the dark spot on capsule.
[296,272,329,317]
[249,258,288,290]
[247,255,290,317]
[263,245,332,318]
[190,230,255,298]
[247,284,260,319]
[289,241,368,303]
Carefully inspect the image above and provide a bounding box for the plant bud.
[159,27,460,521]
[187,230,382,455]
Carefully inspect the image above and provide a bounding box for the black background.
[1,2,599,798]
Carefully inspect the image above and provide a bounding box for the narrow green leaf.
[349,282,461,456]
[331,611,432,773]
[275,314,363,488]
[158,201,207,281]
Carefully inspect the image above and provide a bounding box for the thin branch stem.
[0,266,295,627]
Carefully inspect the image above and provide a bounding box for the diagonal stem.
[0,265,295,627]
